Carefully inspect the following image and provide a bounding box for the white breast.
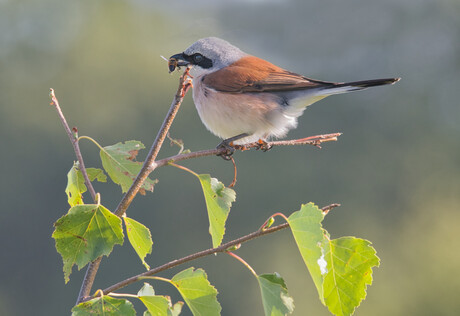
[192,76,299,144]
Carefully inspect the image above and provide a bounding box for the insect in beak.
[168,58,180,73]
[164,54,190,73]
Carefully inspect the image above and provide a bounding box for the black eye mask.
[182,53,213,69]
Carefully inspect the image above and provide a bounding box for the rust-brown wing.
[202,56,333,93]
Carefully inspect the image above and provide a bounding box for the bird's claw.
[256,139,272,152]
[216,133,250,160]
[216,140,235,160]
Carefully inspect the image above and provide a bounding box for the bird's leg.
[216,133,250,160]
[256,139,272,152]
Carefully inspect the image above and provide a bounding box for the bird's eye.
[193,54,203,63]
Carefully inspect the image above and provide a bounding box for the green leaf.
[66,162,85,207]
[52,204,124,283]
[287,203,380,316]
[143,302,184,316]
[87,167,107,182]
[138,282,156,296]
[124,216,153,270]
[140,296,171,316]
[65,162,106,207]
[72,296,136,316]
[287,203,326,302]
[322,237,379,316]
[197,174,235,247]
[100,140,158,194]
[139,283,184,316]
[257,273,295,316]
[171,267,221,316]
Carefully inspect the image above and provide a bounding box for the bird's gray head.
[169,37,248,77]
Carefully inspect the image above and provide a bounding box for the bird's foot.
[256,139,272,152]
[216,133,250,160]
[216,140,235,161]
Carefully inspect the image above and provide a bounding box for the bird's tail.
[316,77,401,96]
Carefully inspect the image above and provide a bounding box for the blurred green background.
[1,0,459,315]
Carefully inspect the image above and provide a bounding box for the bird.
[168,37,400,150]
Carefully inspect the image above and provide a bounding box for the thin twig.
[114,68,193,217]
[226,251,258,277]
[99,204,340,296]
[146,133,342,172]
[238,133,342,149]
[229,157,237,188]
[101,223,289,296]
[321,203,341,215]
[75,68,193,303]
[50,89,97,202]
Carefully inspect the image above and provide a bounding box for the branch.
[75,68,193,303]
[148,133,342,171]
[114,70,193,217]
[50,89,97,203]
[101,223,289,295]
[99,203,340,296]
[238,133,342,149]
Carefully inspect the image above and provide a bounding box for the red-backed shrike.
[169,37,399,147]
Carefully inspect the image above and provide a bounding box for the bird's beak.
[168,53,190,73]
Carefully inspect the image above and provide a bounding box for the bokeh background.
[1,0,459,315]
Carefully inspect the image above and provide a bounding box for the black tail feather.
[314,77,400,95]
[336,77,401,88]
